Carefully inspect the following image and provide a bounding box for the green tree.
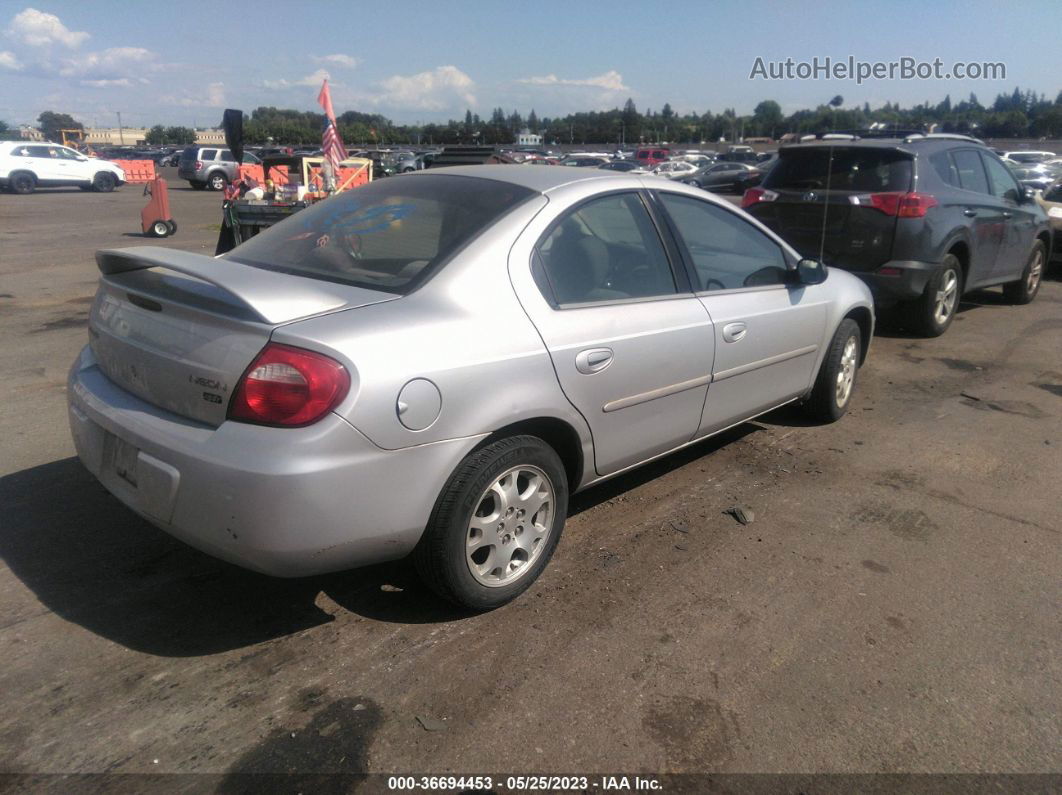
[37,111,82,143]
[751,100,783,137]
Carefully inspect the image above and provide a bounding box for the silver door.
[518,191,715,475]
[653,191,826,436]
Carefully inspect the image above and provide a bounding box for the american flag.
[317,78,346,173]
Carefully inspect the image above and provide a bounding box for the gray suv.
[744,135,1052,336]
[177,146,261,191]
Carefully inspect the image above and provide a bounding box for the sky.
[0,0,1058,129]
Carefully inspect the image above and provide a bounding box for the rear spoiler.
[96,246,395,325]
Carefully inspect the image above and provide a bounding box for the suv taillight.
[853,191,939,218]
[741,187,778,208]
[228,343,350,427]
[194,160,203,170]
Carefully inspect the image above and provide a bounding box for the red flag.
[317,78,336,122]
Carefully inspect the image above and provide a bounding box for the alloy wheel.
[466,465,555,587]
[933,268,959,326]
[835,335,858,407]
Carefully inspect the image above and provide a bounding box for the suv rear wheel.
[1002,241,1045,305]
[207,172,227,191]
[904,254,962,337]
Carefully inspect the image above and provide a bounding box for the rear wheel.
[804,318,861,422]
[207,172,226,191]
[92,172,116,192]
[166,220,177,236]
[1002,242,1045,305]
[150,220,170,238]
[9,172,35,194]
[904,254,962,337]
[414,435,568,610]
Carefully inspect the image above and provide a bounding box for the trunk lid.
[89,246,397,426]
[747,145,914,272]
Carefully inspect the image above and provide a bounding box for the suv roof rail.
[903,133,986,145]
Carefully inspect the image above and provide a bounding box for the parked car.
[68,166,873,609]
[648,161,700,180]
[684,161,763,192]
[1036,179,1062,261]
[743,136,1052,336]
[1006,162,1062,192]
[560,156,610,168]
[1001,150,1055,165]
[634,147,671,167]
[598,160,647,173]
[716,150,761,164]
[177,146,262,190]
[0,141,125,194]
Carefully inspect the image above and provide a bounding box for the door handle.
[575,347,614,374]
[963,208,977,217]
[722,322,747,343]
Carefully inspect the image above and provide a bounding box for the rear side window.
[200,149,218,161]
[951,150,989,194]
[659,193,787,291]
[765,148,913,192]
[929,151,960,187]
[536,193,676,305]
[226,175,534,294]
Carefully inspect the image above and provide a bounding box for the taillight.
[228,343,350,427]
[194,160,203,170]
[741,187,778,208]
[852,191,938,218]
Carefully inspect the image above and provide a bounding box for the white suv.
[0,141,126,194]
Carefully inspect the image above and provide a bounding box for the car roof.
[418,164,632,193]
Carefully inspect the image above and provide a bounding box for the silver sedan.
[68,166,874,609]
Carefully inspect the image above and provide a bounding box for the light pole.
[116,111,124,145]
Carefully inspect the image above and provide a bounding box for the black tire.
[166,220,177,236]
[189,181,206,190]
[413,435,568,610]
[1002,241,1046,305]
[206,172,226,191]
[903,254,962,337]
[149,220,169,238]
[9,172,35,194]
[804,318,861,423]
[92,172,116,192]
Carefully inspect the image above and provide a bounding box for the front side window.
[659,193,788,291]
[226,175,534,294]
[982,153,1022,202]
[951,150,990,194]
[536,192,676,305]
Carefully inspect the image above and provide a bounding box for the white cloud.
[7,7,89,48]
[0,49,21,70]
[206,81,225,107]
[81,78,131,88]
[518,70,629,92]
[313,54,358,69]
[59,46,155,79]
[263,68,331,90]
[375,65,475,111]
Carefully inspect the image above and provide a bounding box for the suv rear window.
[225,175,535,294]
[764,148,912,192]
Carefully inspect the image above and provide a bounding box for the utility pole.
[116,111,124,145]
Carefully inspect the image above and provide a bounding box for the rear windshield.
[764,148,913,192]
[179,146,198,161]
[225,175,535,294]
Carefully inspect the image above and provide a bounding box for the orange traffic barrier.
[112,159,157,184]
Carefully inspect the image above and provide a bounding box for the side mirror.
[792,257,828,285]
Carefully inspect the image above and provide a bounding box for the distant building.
[517,130,542,146]
[84,127,148,145]
[195,128,225,144]
[18,125,43,141]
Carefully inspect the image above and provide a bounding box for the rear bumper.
[67,345,480,577]
[848,260,939,304]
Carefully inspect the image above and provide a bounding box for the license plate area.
[103,431,139,488]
